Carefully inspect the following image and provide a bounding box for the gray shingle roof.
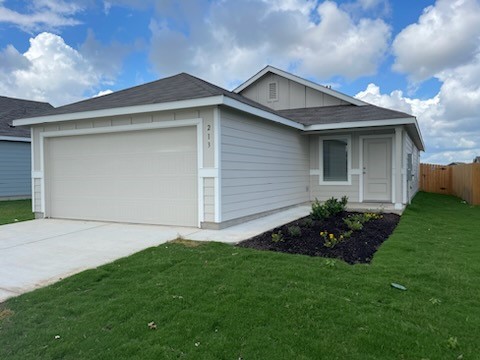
[277,105,414,126]
[28,73,280,119]
[0,96,53,137]
[15,72,415,131]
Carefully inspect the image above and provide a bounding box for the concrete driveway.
[0,219,202,302]
[0,205,310,302]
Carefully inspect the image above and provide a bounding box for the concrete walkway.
[0,205,310,302]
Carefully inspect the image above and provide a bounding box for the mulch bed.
[237,211,400,264]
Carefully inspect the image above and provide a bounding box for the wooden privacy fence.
[420,163,480,205]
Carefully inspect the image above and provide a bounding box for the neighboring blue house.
[0,96,53,200]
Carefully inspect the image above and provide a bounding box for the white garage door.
[45,126,198,227]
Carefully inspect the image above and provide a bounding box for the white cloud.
[0,32,120,106]
[355,83,480,164]
[148,0,391,87]
[0,0,83,31]
[93,89,113,97]
[79,29,130,82]
[392,0,480,82]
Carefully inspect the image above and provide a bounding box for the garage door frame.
[38,118,204,227]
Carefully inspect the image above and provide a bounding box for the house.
[0,96,53,200]
[13,66,424,228]
[473,157,480,163]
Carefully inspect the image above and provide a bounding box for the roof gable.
[233,65,366,107]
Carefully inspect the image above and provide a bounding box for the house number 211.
[207,124,211,148]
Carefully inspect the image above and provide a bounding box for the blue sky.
[0,0,479,164]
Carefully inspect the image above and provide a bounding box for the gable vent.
[268,82,278,101]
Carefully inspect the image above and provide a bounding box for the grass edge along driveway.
[1,192,479,359]
[0,199,34,225]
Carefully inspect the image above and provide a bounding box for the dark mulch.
[237,212,400,264]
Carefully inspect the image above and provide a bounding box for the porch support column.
[394,126,403,210]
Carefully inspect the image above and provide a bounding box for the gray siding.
[220,108,309,222]
[310,175,361,202]
[240,73,349,111]
[404,132,420,202]
[0,140,31,198]
[309,129,396,203]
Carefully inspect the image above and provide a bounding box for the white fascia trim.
[412,119,426,151]
[0,136,31,142]
[222,96,304,130]
[233,65,366,106]
[305,117,416,131]
[13,96,224,126]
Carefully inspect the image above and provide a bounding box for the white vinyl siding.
[220,108,309,222]
[33,178,42,212]
[203,178,215,222]
[310,176,360,202]
[240,73,349,111]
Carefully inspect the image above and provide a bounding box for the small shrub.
[343,212,383,232]
[287,225,302,237]
[344,217,364,231]
[301,217,313,227]
[342,230,353,239]
[310,199,330,220]
[271,231,284,243]
[364,212,383,221]
[320,231,344,248]
[310,196,348,220]
[324,196,348,216]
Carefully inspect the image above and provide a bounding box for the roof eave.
[11,94,304,131]
[305,117,425,151]
[12,95,226,126]
[0,136,31,142]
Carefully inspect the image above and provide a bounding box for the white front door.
[363,138,392,202]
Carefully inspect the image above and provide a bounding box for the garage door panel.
[50,151,197,178]
[46,127,198,227]
[51,176,197,199]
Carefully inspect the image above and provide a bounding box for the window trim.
[319,135,352,186]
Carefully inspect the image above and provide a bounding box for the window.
[320,136,351,185]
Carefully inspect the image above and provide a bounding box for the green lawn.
[1,192,479,359]
[0,199,34,225]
